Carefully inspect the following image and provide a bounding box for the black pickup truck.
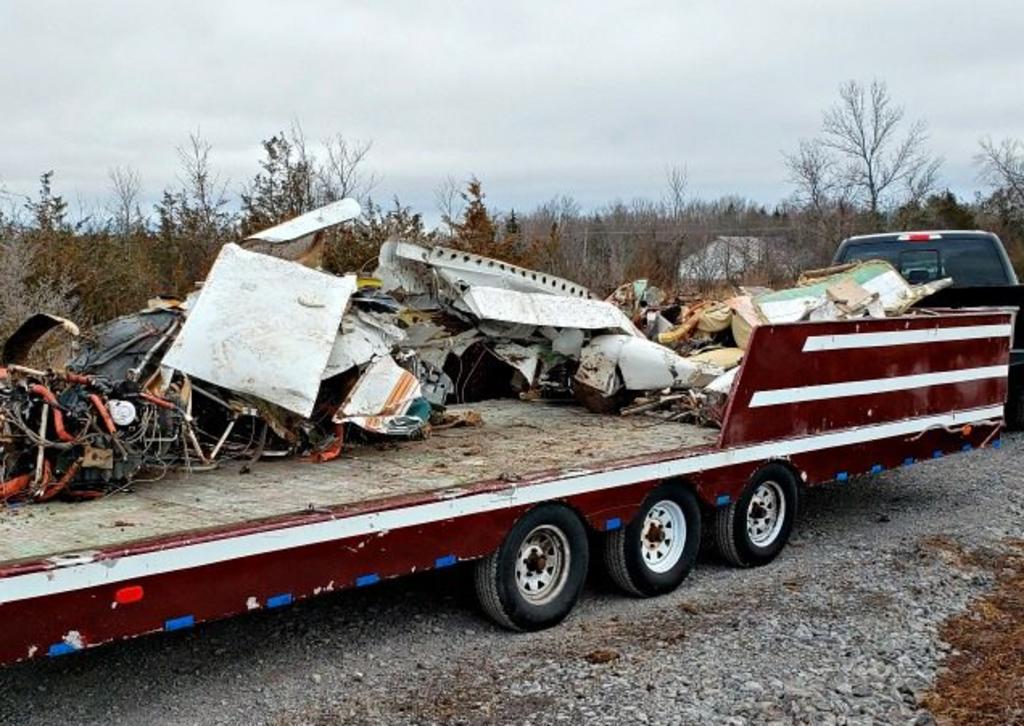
[833,230,1024,427]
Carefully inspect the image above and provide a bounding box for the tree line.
[1,80,1022,342]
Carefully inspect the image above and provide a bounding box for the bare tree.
[434,175,464,236]
[663,165,688,218]
[819,80,941,214]
[107,165,144,235]
[320,134,380,204]
[177,130,231,230]
[977,136,1024,206]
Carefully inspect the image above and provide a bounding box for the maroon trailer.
[0,309,1013,664]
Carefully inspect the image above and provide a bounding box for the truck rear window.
[838,238,1009,287]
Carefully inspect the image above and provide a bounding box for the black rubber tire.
[713,463,799,568]
[474,504,589,631]
[604,483,701,597]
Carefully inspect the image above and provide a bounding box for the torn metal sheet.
[584,335,724,391]
[322,316,394,379]
[551,328,585,358]
[244,199,360,243]
[459,287,641,335]
[705,366,739,395]
[335,356,426,435]
[163,244,357,417]
[491,342,543,383]
[377,240,595,301]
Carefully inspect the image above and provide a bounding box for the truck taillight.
[898,233,941,242]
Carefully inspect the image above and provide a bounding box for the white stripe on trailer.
[749,366,1007,408]
[0,404,1004,605]
[802,324,1012,352]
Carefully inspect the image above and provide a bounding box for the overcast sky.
[1,1,1021,225]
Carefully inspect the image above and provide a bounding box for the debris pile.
[0,200,952,503]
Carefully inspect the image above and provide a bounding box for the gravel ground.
[1,434,1021,726]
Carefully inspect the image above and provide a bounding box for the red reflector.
[115,585,144,605]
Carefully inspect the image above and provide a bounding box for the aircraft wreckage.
[0,200,951,503]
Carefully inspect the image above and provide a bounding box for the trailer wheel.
[714,463,798,567]
[604,484,701,597]
[474,504,589,631]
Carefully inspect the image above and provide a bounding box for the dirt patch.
[922,539,1024,726]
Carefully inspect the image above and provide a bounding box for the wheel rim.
[515,525,571,604]
[640,499,686,574]
[746,480,786,547]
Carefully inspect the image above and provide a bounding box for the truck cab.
[834,230,1024,426]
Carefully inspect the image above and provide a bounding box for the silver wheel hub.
[746,480,786,547]
[641,500,686,573]
[515,525,570,604]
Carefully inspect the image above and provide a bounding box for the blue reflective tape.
[715,494,731,506]
[870,464,884,475]
[932,450,943,459]
[962,443,973,452]
[356,573,380,587]
[903,457,915,467]
[266,593,293,609]
[605,517,622,531]
[993,439,1002,449]
[836,471,849,482]
[47,642,76,657]
[434,554,457,568]
[164,615,194,632]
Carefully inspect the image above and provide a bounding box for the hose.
[28,384,76,443]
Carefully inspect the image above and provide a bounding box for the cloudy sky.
[1,1,1020,224]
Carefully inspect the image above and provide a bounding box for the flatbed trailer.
[0,310,1013,664]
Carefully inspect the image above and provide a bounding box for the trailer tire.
[474,504,589,631]
[714,463,798,567]
[604,484,701,597]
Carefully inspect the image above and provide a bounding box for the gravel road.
[1,434,1021,726]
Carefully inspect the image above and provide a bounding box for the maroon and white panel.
[719,311,1013,447]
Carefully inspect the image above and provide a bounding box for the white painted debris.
[575,343,623,396]
[550,328,585,358]
[705,367,739,395]
[492,342,543,383]
[335,355,425,434]
[376,240,595,301]
[244,198,360,243]
[322,316,396,379]
[163,244,357,417]
[580,335,724,392]
[459,287,640,335]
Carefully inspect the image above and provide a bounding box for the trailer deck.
[0,310,1014,665]
[0,400,716,564]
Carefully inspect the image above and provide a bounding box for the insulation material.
[688,347,744,370]
[754,260,938,323]
[696,302,732,333]
[726,296,761,351]
[459,287,640,335]
[163,244,357,417]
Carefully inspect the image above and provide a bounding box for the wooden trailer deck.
[0,400,717,564]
